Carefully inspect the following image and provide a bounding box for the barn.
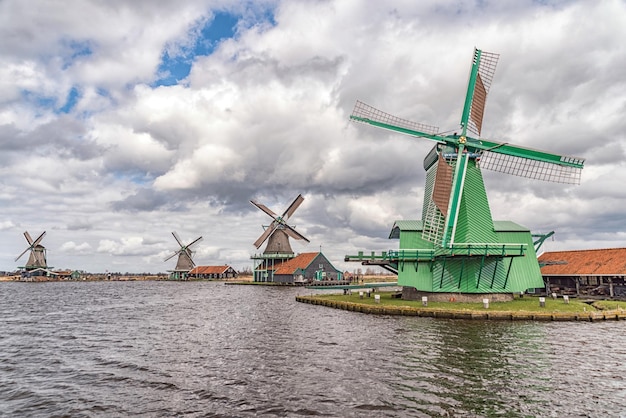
[538,248,626,297]
[188,265,238,280]
[55,270,82,280]
[20,268,57,281]
[271,252,342,285]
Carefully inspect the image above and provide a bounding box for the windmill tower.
[164,232,202,280]
[250,194,310,282]
[15,231,49,271]
[346,48,585,299]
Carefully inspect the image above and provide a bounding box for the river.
[0,281,624,417]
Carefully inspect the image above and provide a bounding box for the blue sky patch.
[59,87,80,114]
[21,90,57,111]
[154,12,239,87]
[21,87,82,116]
[62,39,93,70]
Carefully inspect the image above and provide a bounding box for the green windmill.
[346,48,585,296]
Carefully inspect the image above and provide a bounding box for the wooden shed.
[538,248,626,297]
[272,252,342,284]
[188,265,238,280]
[55,270,82,280]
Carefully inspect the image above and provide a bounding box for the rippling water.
[1,281,625,417]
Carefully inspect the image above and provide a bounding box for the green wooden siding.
[453,160,498,244]
[394,220,543,293]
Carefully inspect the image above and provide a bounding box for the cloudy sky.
[1,0,625,274]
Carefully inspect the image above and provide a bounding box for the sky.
[1,0,625,274]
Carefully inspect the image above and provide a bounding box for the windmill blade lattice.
[351,101,439,136]
[479,149,583,184]
[462,49,499,136]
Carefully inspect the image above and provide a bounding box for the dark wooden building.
[538,248,626,297]
[55,270,82,280]
[188,265,238,280]
[272,252,342,284]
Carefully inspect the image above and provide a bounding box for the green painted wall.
[395,222,544,293]
[453,161,498,244]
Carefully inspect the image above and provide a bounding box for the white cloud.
[0,0,625,273]
[60,241,93,254]
[0,221,15,231]
[97,237,151,256]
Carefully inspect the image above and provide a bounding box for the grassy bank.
[296,291,626,321]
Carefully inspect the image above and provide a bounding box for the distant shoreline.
[0,275,254,283]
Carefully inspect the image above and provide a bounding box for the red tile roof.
[189,265,231,275]
[539,248,626,275]
[274,252,319,275]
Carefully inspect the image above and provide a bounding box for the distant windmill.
[164,232,202,278]
[15,231,48,270]
[250,194,310,255]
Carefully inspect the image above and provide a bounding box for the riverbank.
[0,275,251,283]
[296,291,626,321]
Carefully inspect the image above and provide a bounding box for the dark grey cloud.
[111,188,181,213]
[0,117,103,160]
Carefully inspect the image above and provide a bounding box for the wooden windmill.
[250,194,310,255]
[164,232,202,280]
[15,231,48,270]
[250,194,310,282]
[347,48,585,295]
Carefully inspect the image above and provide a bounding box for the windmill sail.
[422,153,454,245]
[283,194,304,219]
[15,231,48,269]
[165,232,202,271]
[253,222,279,249]
[461,49,499,136]
[351,101,439,137]
[250,194,309,253]
[478,147,584,184]
[439,49,498,247]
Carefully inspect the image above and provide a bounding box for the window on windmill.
[319,264,323,269]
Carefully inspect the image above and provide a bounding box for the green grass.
[316,292,600,313]
[591,300,626,311]
[359,275,398,283]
